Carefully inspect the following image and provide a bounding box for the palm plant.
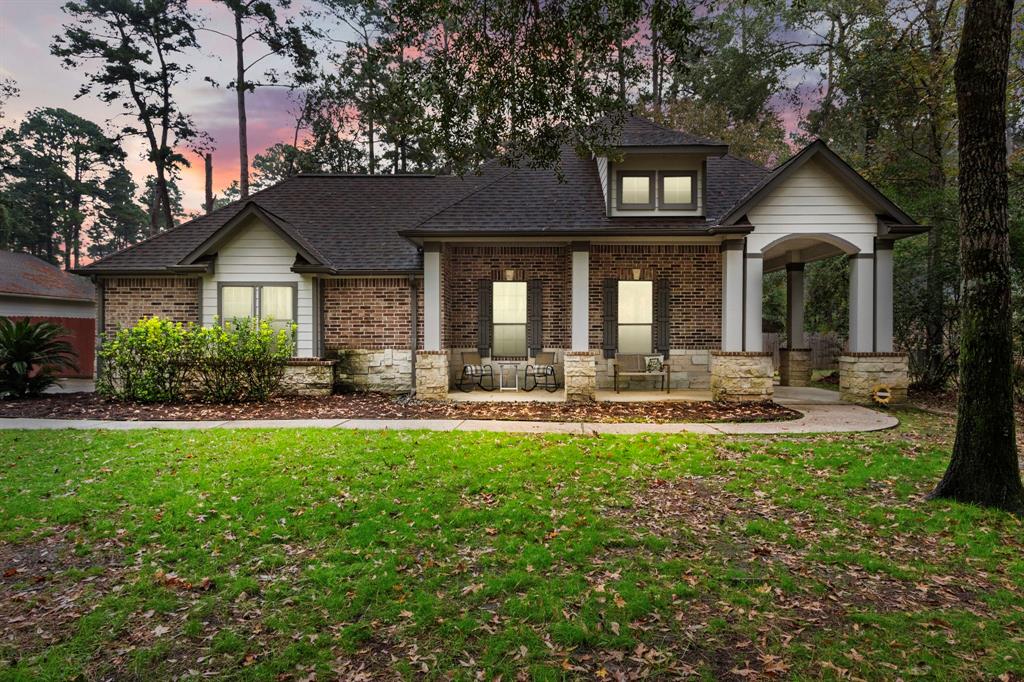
[0,318,78,399]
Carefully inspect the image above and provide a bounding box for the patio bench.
[612,353,671,393]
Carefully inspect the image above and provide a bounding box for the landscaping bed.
[0,391,801,423]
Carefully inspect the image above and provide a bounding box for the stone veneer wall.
[779,348,812,387]
[588,244,722,349]
[415,351,449,400]
[335,349,413,394]
[710,351,774,402]
[101,277,200,332]
[564,351,597,401]
[443,244,571,349]
[281,359,336,397]
[838,353,909,405]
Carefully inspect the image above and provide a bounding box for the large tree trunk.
[235,11,249,199]
[204,152,214,214]
[931,0,1024,513]
[155,164,173,234]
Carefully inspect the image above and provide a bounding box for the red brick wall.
[102,277,200,332]
[322,277,422,351]
[443,244,571,349]
[589,244,721,349]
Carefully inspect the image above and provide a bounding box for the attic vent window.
[660,171,697,209]
[616,172,655,210]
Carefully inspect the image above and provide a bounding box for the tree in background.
[202,0,316,199]
[53,0,202,236]
[931,0,1024,513]
[87,165,149,259]
[140,175,184,233]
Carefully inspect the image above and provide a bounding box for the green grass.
[0,409,1022,680]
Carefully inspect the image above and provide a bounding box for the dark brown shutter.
[478,280,493,356]
[602,278,618,359]
[655,278,671,355]
[527,279,543,356]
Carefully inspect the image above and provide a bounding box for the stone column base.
[281,359,337,397]
[564,351,597,402]
[779,348,812,387]
[415,351,449,401]
[838,353,908,405]
[710,351,774,402]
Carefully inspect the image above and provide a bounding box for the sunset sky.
[1,0,810,214]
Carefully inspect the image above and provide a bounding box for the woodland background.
[0,0,1022,391]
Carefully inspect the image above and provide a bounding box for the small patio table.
[496,362,520,392]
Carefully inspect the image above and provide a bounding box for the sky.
[0,0,343,214]
[0,0,812,215]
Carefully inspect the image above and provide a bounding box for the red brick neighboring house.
[0,251,96,378]
[74,116,927,403]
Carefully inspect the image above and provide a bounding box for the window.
[659,171,697,209]
[492,281,527,357]
[616,171,655,210]
[617,280,653,354]
[219,284,295,334]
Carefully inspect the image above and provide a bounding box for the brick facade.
[101,277,200,332]
[588,244,722,349]
[322,277,422,351]
[443,244,571,349]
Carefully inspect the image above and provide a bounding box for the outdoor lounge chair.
[456,351,495,392]
[613,353,671,393]
[524,351,559,392]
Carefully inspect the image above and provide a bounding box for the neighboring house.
[75,116,926,403]
[1,250,96,378]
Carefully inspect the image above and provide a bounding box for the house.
[75,116,925,403]
[1,250,97,378]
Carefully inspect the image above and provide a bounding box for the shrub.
[97,317,200,402]
[97,316,296,403]
[193,318,295,402]
[0,317,78,399]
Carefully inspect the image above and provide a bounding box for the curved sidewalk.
[0,403,897,435]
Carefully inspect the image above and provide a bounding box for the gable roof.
[406,151,769,237]
[0,251,95,302]
[616,115,728,149]
[719,139,924,228]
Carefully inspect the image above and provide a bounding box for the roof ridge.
[411,164,519,230]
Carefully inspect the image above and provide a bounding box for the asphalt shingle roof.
[78,116,770,275]
[0,251,95,301]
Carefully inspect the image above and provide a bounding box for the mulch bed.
[0,392,801,424]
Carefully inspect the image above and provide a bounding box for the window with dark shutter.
[527,279,543,356]
[602,278,618,359]
[477,280,493,356]
[655,278,671,355]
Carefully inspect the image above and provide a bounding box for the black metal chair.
[524,351,559,392]
[456,351,495,392]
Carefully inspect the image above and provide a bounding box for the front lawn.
[1,411,1022,680]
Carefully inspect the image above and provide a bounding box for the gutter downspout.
[409,275,419,397]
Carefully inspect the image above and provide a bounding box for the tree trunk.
[235,11,249,199]
[204,152,214,214]
[931,0,1024,513]
[148,178,160,237]
[155,164,173,234]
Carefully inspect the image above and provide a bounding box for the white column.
[571,243,590,351]
[744,253,763,352]
[423,243,442,351]
[786,263,806,348]
[721,241,744,351]
[875,243,894,352]
[848,253,874,352]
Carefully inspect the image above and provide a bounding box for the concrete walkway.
[0,402,896,435]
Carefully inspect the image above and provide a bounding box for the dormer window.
[616,171,655,210]
[660,171,696,209]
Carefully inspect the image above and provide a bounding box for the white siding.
[608,153,704,217]
[746,158,877,254]
[0,295,95,319]
[596,156,609,209]
[201,218,315,356]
